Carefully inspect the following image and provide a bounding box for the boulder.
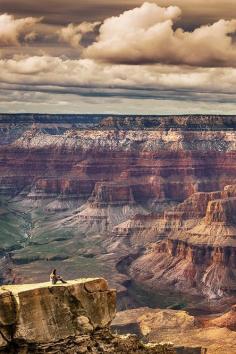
[0,279,206,353]
[1,278,116,345]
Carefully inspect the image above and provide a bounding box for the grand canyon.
[1,0,236,351]
[1,114,236,352]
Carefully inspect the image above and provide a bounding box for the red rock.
[205,197,236,224]
[206,305,236,330]
[130,185,236,299]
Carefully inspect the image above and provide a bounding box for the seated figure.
[50,269,67,284]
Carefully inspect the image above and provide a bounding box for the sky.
[0,0,236,114]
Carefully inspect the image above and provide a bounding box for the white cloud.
[58,21,100,48]
[1,55,236,98]
[0,53,236,113]
[85,2,236,67]
[0,13,41,46]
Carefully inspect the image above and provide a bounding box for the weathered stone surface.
[2,331,204,354]
[0,334,7,350]
[112,307,196,337]
[205,197,236,224]
[0,279,206,354]
[20,279,114,342]
[0,278,116,346]
[0,290,16,326]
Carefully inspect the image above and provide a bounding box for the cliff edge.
[0,278,205,353]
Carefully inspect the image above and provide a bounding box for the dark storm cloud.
[1,0,236,27]
[0,0,133,25]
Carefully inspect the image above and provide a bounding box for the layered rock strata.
[130,185,236,299]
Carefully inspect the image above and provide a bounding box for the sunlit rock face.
[0,279,204,354]
[0,278,116,352]
[205,304,236,330]
[205,197,236,224]
[130,184,236,299]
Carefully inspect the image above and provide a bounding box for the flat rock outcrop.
[0,279,205,354]
[0,278,116,351]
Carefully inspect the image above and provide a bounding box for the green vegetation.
[5,200,110,280]
[0,204,27,251]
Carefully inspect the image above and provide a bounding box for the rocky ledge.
[0,278,205,353]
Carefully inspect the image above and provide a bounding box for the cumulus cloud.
[85,2,236,67]
[0,13,41,46]
[0,1,236,113]
[5,56,60,75]
[58,21,100,48]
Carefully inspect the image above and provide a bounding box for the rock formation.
[130,184,236,299]
[204,304,236,330]
[113,307,236,354]
[65,182,148,233]
[0,279,205,353]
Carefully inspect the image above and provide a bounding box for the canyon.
[1,114,236,350]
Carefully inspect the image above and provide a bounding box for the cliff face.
[130,184,236,299]
[0,279,204,354]
[3,124,236,203]
[1,115,236,307]
[0,278,116,352]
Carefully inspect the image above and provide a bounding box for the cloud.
[5,56,60,75]
[1,55,236,97]
[1,0,236,28]
[1,89,236,115]
[85,2,236,67]
[58,21,100,48]
[0,1,235,113]
[0,13,41,46]
[0,54,236,113]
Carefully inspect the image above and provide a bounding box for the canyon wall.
[130,184,236,299]
[1,115,236,305]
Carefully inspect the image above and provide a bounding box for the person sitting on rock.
[50,269,67,284]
